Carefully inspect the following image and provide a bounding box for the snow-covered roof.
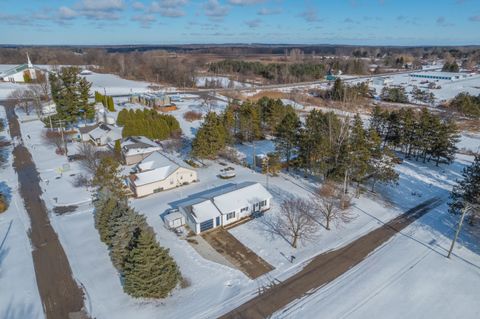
[164,211,184,223]
[212,182,272,214]
[89,124,122,141]
[137,151,179,171]
[132,165,179,186]
[190,200,221,223]
[121,136,160,156]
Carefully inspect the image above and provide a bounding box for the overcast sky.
[1,0,479,45]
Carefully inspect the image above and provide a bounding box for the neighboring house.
[0,53,40,83]
[88,123,122,146]
[120,136,161,165]
[178,182,272,234]
[129,152,197,197]
[78,124,100,142]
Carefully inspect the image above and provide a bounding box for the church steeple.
[27,52,33,68]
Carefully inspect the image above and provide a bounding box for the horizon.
[1,0,480,46]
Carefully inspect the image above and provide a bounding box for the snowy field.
[81,72,155,96]
[350,72,480,103]
[0,106,44,319]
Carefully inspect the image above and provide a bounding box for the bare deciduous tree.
[76,142,100,174]
[44,130,65,155]
[265,197,319,248]
[8,89,31,115]
[312,182,354,230]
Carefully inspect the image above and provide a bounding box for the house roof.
[190,200,221,223]
[131,166,179,186]
[212,182,272,215]
[78,124,100,134]
[89,124,122,141]
[137,151,182,171]
[121,136,160,156]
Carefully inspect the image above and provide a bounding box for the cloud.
[204,0,229,18]
[131,13,156,28]
[149,0,188,17]
[229,0,265,5]
[58,6,78,20]
[132,1,145,10]
[245,18,261,28]
[78,0,124,11]
[469,15,480,22]
[299,8,320,22]
[257,7,282,15]
[436,16,453,27]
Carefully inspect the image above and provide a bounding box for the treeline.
[191,98,295,158]
[448,93,480,118]
[92,158,181,298]
[208,59,369,83]
[370,106,459,165]
[95,91,115,112]
[49,67,94,123]
[117,109,181,140]
[313,78,371,102]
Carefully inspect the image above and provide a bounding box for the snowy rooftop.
[191,200,222,223]
[121,136,160,156]
[88,124,122,140]
[132,166,179,186]
[137,151,180,172]
[212,182,272,214]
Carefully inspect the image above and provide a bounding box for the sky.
[0,0,479,45]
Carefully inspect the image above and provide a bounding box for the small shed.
[164,211,185,229]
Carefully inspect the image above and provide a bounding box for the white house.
[0,53,38,83]
[88,123,122,146]
[119,136,161,165]
[129,152,197,197]
[178,182,272,234]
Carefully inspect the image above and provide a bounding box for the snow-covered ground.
[0,106,44,319]
[82,72,155,96]
[196,76,252,89]
[350,72,480,103]
[3,69,479,318]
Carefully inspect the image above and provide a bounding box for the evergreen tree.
[110,211,147,270]
[367,129,399,192]
[191,112,227,159]
[275,111,300,170]
[123,228,181,299]
[92,157,126,198]
[449,154,480,224]
[348,114,370,186]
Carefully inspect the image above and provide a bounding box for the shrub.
[183,110,202,122]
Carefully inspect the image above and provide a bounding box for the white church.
[0,53,39,83]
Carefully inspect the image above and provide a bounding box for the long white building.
[178,182,272,234]
[0,54,38,83]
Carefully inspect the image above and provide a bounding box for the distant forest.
[0,45,479,86]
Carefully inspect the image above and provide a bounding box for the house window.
[170,179,174,185]
[258,200,267,207]
[241,206,249,213]
[226,212,235,220]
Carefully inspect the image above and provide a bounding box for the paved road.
[4,102,88,319]
[221,197,443,319]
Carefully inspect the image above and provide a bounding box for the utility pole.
[447,204,470,259]
[252,140,256,172]
[265,155,269,189]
